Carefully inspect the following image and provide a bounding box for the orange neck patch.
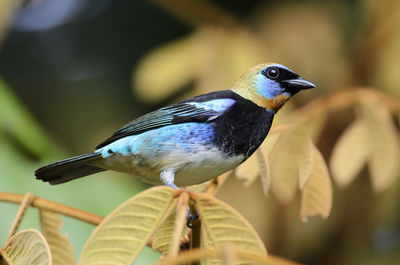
[258,93,290,112]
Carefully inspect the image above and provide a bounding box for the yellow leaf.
[260,133,280,155]
[187,180,212,193]
[235,152,260,187]
[258,150,271,196]
[1,229,52,265]
[152,213,176,256]
[298,138,315,189]
[361,101,400,192]
[151,195,181,256]
[39,210,75,265]
[133,36,197,103]
[330,119,370,187]
[257,133,281,196]
[195,193,267,261]
[78,186,175,265]
[168,192,188,256]
[270,124,309,204]
[300,141,332,222]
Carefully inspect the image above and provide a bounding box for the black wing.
[96,90,238,148]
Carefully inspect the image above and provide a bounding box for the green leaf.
[0,80,50,158]
[78,186,175,265]
[1,229,52,265]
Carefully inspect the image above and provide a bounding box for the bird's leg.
[160,170,179,190]
[160,170,198,227]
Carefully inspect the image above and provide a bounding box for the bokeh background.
[1,0,400,264]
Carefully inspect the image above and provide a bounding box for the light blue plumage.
[96,122,242,187]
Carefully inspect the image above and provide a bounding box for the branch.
[7,192,33,239]
[290,87,400,123]
[0,191,103,225]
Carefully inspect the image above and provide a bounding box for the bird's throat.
[231,88,289,113]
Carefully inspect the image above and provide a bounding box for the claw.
[186,209,199,228]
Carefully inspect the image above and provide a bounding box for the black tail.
[35,152,106,185]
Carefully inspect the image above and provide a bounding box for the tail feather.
[35,152,106,185]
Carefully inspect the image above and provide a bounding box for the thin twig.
[290,87,400,123]
[0,191,103,225]
[7,192,33,239]
[152,247,302,265]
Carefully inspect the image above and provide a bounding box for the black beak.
[282,77,315,90]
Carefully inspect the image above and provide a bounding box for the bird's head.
[231,63,315,113]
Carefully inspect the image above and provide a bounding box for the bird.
[35,63,315,190]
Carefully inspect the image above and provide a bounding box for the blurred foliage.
[1,0,400,265]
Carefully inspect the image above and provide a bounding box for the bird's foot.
[186,208,199,228]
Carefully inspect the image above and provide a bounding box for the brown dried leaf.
[300,140,332,222]
[270,124,309,204]
[258,150,271,196]
[235,152,260,187]
[39,210,75,265]
[330,118,370,187]
[298,138,315,189]
[361,101,400,192]
[257,133,281,196]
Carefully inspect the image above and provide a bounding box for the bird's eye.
[263,67,279,79]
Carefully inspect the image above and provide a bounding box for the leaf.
[0,80,50,158]
[1,229,52,265]
[260,132,281,156]
[151,195,181,256]
[39,210,75,265]
[269,124,309,204]
[361,101,400,192]
[257,133,280,195]
[235,152,260,187]
[187,180,212,193]
[300,140,332,222]
[195,193,267,261]
[258,151,271,196]
[168,192,188,256]
[152,213,176,256]
[330,118,370,187]
[298,138,315,189]
[78,186,175,265]
[133,36,197,103]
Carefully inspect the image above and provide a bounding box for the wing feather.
[96,93,236,149]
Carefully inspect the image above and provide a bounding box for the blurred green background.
[1,0,400,264]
